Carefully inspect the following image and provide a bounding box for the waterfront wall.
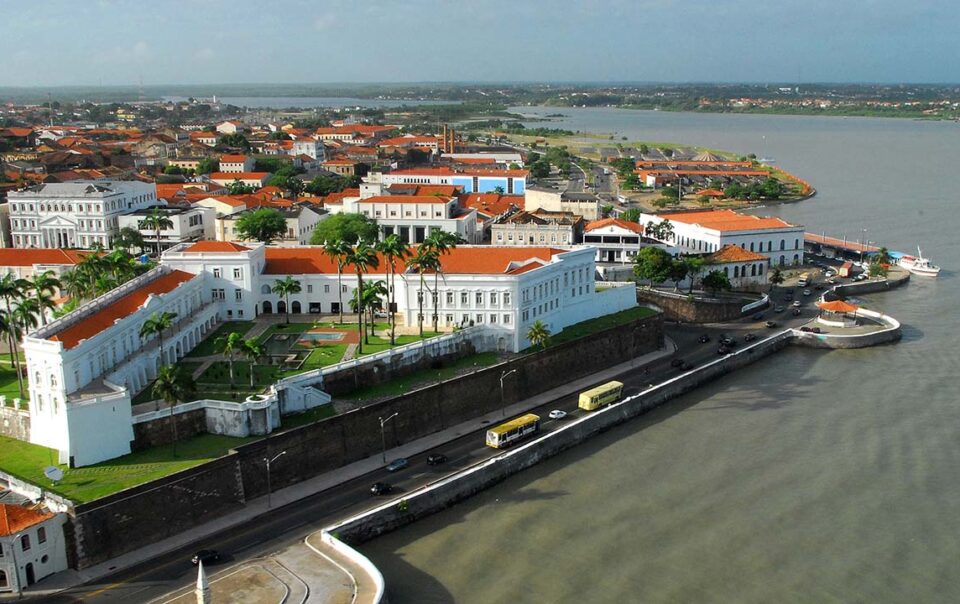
[831,268,910,297]
[791,308,902,349]
[636,288,768,323]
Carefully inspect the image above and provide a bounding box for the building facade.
[352,195,479,244]
[0,505,68,594]
[491,210,583,247]
[117,205,215,251]
[378,167,527,195]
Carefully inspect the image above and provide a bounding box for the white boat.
[899,247,941,277]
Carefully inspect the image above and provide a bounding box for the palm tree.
[139,208,174,257]
[873,247,891,265]
[377,234,411,346]
[28,271,61,327]
[362,280,387,342]
[239,338,265,389]
[422,231,461,333]
[0,274,28,397]
[344,242,379,354]
[769,266,785,291]
[139,311,178,365]
[406,247,439,337]
[216,331,244,387]
[527,319,551,350]
[271,276,302,325]
[322,239,350,324]
[59,268,91,304]
[151,365,195,456]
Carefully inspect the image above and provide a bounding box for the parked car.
[792,301,801,308]
[370,482,393,496]
[719,336,736,346]
[698,334,711,343]
[792,308,802,316]
[752,313,764,321]
[800,326,812,332]
[812,327,822,333]
[385,458,409,473]
[548,410,567,420]
[774,306,785,313]
[681,361,695,370]
[192,550,221,565]
[671,358,685,368]
[717,345,731,355]
[802,289,812,296]
[426,453,448,465]
[824,271,835,278]
[743,333,757,342]
[765,320,778,328]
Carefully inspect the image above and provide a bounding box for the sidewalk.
[16,340,675,600]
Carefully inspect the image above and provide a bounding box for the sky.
[2,0,959,87]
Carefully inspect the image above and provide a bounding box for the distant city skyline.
[3,0,959,87]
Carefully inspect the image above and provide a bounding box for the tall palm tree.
[59,268,91,304]
[271,276,302,325]
[376,234,411,346]
[216,331,244,387]
[139,311,178,365]
[28,270,61,327]
[151,365,195,457]
[11,298,39,396]
[0,311,24,399]
[873,246,891,265]
[239,338,265,389]
[361,280,387,342]
[406,247,439,337]
[0,274,28,397]
[527,319,551,350]
[422,231,461,333]
[322,239,350,324]
[344,242,379,354]
[139,208,174,257]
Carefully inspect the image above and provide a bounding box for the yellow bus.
[486,414,541,449]
[798,272,811,287]
[578,381,624,411]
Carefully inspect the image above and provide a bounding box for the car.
[824,271,835,278]
[192,550,221,565]
[743,333,757,342]
[717,345,731,355]
[784,294,794,301]
[698,334,711,343]
[548,410,567,420]
[370,482,393,496]
[815,284,825,290]
[802,289,812,296]
[812,327,822,334]
[426,453,448,465]
[792,308,802,316]
[826,278,837,285]
[681,361,695,370]
[765,320,778,328]
[670,358,685,368]
[752,313,764,321]
[719,336,736,346]
[385,458,409,472]
[792,301,801,307]
[800,326,812,332]
[774,306,785,313]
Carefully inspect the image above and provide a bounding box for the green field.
[546,306,657,347]
[356,332,441,357]
[186,321,255,357]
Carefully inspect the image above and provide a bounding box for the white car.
[824,271,835,278]
[548,410,567,420]
[802,289,812,296]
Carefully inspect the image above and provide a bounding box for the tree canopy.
[310,213,379,245]
[235,208,287,244]
[633,246,673,286]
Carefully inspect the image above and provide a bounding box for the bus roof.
[579,381,624,399]
[487,413,540,436]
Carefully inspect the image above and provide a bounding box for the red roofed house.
[706,244,770,289]
[0,502,68,592]
[354,195,480,243]
[583,217,651,264]
[207,172,270,188]
[218,154,255,173]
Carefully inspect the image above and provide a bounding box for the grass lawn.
[280,346,348,377]
[256,322,313,343]
[131,361,203,405]
[0,433,259,504]
[356,332,441,357]
[546,306,656,347]
[0,357,26,403]
[340,352,501,401]
[187,321,254,357]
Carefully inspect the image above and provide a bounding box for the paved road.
[41,294,823,603]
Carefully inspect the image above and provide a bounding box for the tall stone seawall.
[636,288,767,323]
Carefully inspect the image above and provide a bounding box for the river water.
[361,108,960,603]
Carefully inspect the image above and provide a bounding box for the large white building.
[117,205,215,251]
[351,195,479,244]
[7,181,159,249]
[640,209,805,266]
[378,167,528,195]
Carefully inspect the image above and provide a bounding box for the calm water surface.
[362,108,960,603]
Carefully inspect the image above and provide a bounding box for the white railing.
[131,395,276,424]
[741,294,770,313]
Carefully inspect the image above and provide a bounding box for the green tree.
[872,247,891,265]
[701,270,732,294]
[0,275,28,397]
[227,180,256,195]
[271,276,302,325]
[406,247,439,337]
[115,226,146,255]
[376,234,411,345]
[151,365,195,456]
[633,247,673,286]
[196,157,219,174]
[422,230,461,332]
[322,239,351,324]
[493,186,505,194]
[529,159,550,179]
[240,338,266,389]
[219,133,250,150]
[28,271,61,327]
[683,256,707,294]
[216,331,244,387]
[667,260,689,291]
[527,319,551,350]
[601,204,614,217]
[622,173,641,190]
[139,311,177,364]
[235,208,287,244]
[139,208,174,256]
[621,208,642,223]
[724,183,744,199]
[644,218,674,241]
[769,267,785,289]
[869,262,889,278]
[310,213,378,245]
[344,242,380,354]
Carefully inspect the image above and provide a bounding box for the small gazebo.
[816,300,859,328]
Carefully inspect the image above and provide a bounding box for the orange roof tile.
[459,193,521,217]
[585,217,643,234]
[0,249,92,267]
[0,504,53,537]
[707,244,768,263]
[185,241,250,253]
[49,270,195,349]
[208,172,269,180]
[657,209,798,232]
[219,154,249,163]
[817,300,859,313]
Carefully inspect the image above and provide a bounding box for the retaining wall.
[636,288,768,323]
[0,405,30,441]
[791,308,902,349]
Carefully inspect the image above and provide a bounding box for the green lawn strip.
[547,306,656,347]
[0,360,26,403]
[187,321,255,357]
[280,345,348,377]
[279,404,337,429]
[356,332,441,357]
[131,361,204,405]
[197,361,279,387]
[0,433,259,504]
[340,351,501,401]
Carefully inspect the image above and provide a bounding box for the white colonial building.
[117,205,215,251]
[639,209,805,267]
[583,218,646,264]
[7,181,159,249]
[0,504,68,594]
[218,154,255,173]
[351,195,479,244]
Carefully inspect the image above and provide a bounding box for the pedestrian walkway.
[21,340,675,601]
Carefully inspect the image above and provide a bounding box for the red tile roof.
[0,249,92,267]
[585,217,643,234]
[357,195,454,205]
[459,193,521,217]
[208,172,269,180]
[50,270,195,350]
[657,209,797,232]
[0,504,53,537]
[219,154,249,163]
[185,241,250,253]
[386,184,464,197]
[707,244,769,263]
[388,167,529,177]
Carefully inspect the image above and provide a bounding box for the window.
[490,314,497,324]
[503,292,510,305]
[307,284,313,293]
[0,570,6,587]
[476,314,483,324]
[212,288,225,300]
[213,268,222,278]
[20,534,30,551]
[233,267,242,279]
[235,289,242,302]
[446,292,454,305]
[446,314,454,324]
[476,292,483,306]
[37,527,46,544]
[460,292,468,306]
[503,314,511,324]
[490,292,498,306]
[261,284,271,294]
[324,284,330,293]
[342,285,347,293]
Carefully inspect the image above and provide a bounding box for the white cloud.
[314,14,337,30]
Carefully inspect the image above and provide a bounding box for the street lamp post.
[379,412,399,464]
[860,228,868,263]
[263,450,286,509]
[500,369,518,417]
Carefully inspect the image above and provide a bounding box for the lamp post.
[500,369,518,417]
[263,450,286,509]
[379,412,399,464]
[859,228,868,263]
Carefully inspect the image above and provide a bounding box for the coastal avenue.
[45,302,820,603]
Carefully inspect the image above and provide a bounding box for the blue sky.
[2,0,958,86]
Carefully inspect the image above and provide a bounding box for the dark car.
[800,326,812,332]
[812,327,822,334]
[752,313,764,321]
[792,308,802,316]
[191,550,221,565]
[681,361,695,370]
[765,320,778,328]
[774,306,785,313]
[670,358,685,368]
[370,482,393,496]
[385,458,409,473]
[698,334,711,343]
[743,333,757,342]
[426,453,448,466]
[717,345,731,355]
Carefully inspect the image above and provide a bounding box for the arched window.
[780,239,785,250]
[20,534,30,551]
[734,266,740,278]
[0,569,7,588]
[724,266,729,276]
[779,255,785,266]
[260,284,272,294]
[751,265,757,276]
[35,371,42,387]
[793,253,800,264]
[795,238,799,249]
[759,264,764,274]
[50,374,57,387]
[749,242,755,252]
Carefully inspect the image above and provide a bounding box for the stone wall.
[636,288,766,323]
[0,405,30,441]
[131,408,207,451]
